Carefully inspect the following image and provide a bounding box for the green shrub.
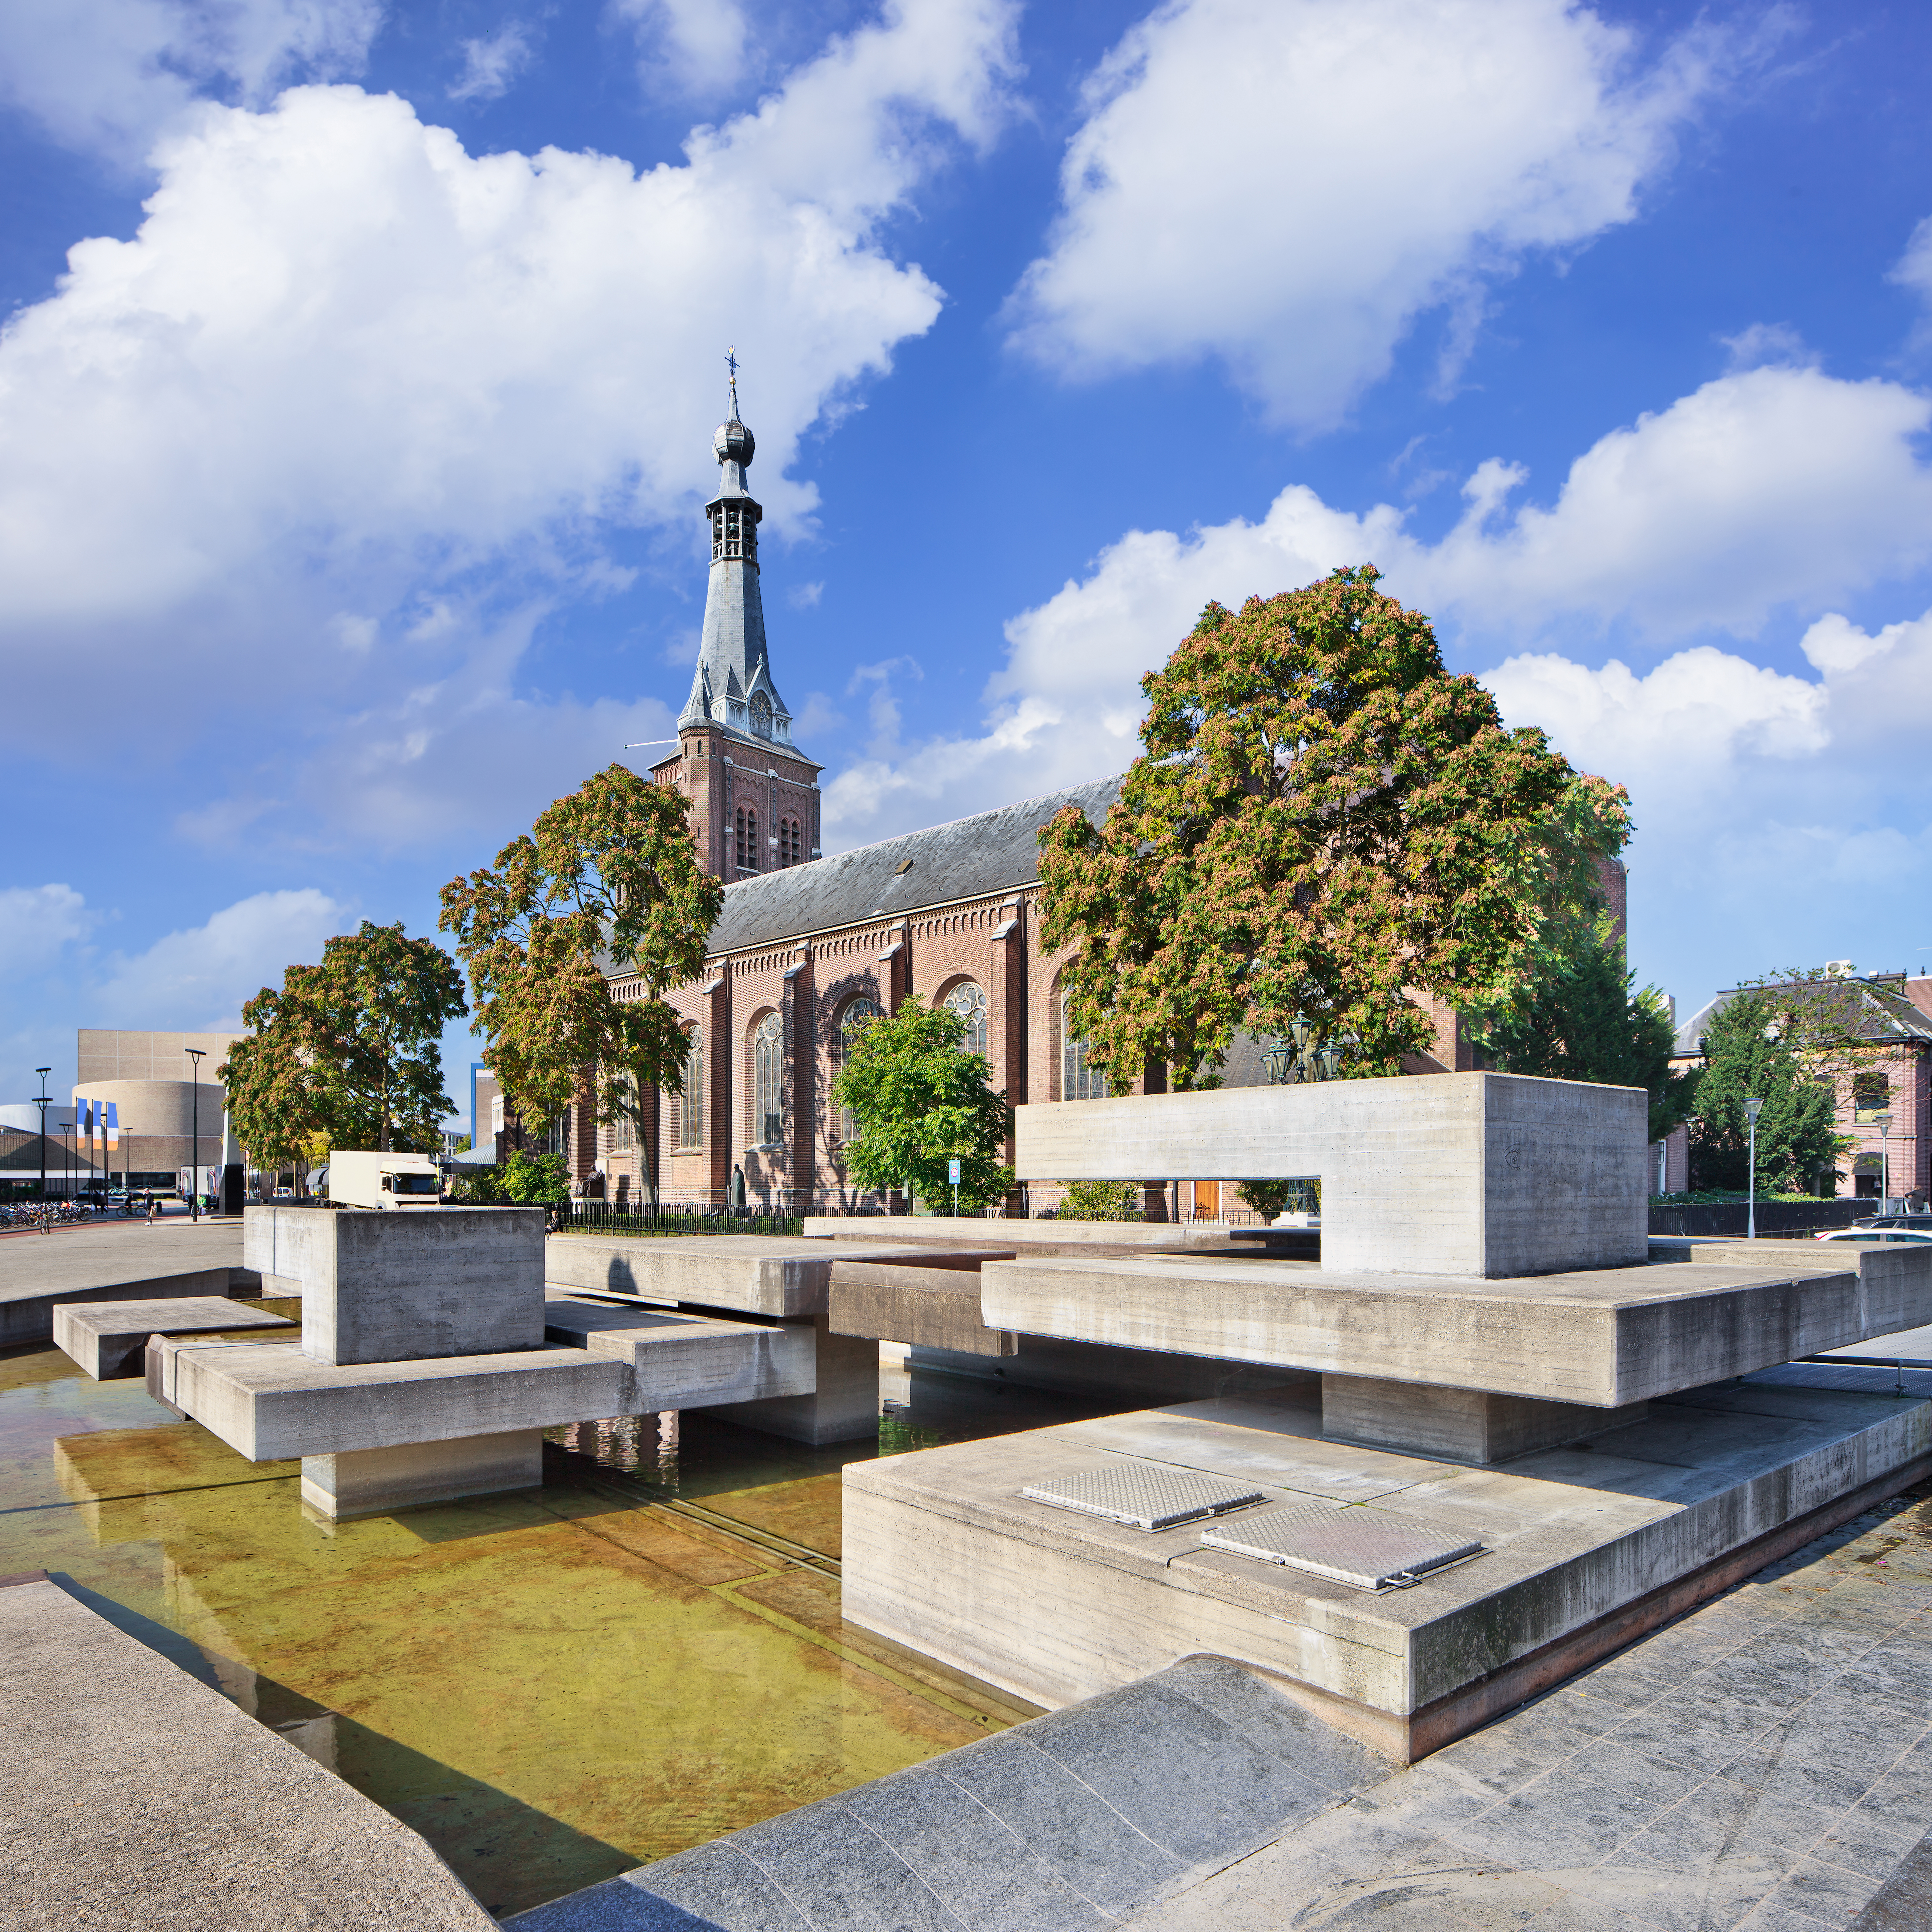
[1054,1179,1143,1222]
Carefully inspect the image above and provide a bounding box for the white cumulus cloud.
[451,22,535,102]
[612,0,749,97]
[0,0,382,166]
[1006,0,1753,427]
[0,0,1020,845]
[90,888,353,1025]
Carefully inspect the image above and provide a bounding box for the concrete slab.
[542,1292,819,1404]
[0,1219,248,1347]
[544,1232,1011,1317]
[704,1315,882,1445]
[53,1294,293,1379]
[0,1575,495,1930]
[828,1259,1018,1357]
[978,1248,1932,1408]
[254,1206,546,1364]
[1013,1071,1648,1278]
[301,1429,544,1520]
[805,1215,1239,1249]
[149,1336,633,1460]
[841,1367,1932,1761]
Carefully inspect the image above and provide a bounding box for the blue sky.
[4,0,1932,1114]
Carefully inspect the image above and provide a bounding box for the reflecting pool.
[0,1322,1111,1919]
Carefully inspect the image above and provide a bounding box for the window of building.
[1062,992,1106,1101]
[779,815,802,867]
[1854,1071,1891,1123]
[609,1079,635,1153]
[528,1111,568,1157]
[735,806,758,874]
[750,691,773,740]
[752,1011,784,1147]
[673,1029,704,1150]
[833,996,881,1143]
[944,981,989,1058]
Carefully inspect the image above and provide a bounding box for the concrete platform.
[546,1232,1011,1316]
[828,1259,1018,1357]
[978,1248,1932,1410]
[0,1219,249,1347]
[542,1292,819,1403]
[0,1575,494,1930]
[300,1429,545,1520]
[53,1294,293,1379]
[148,1336,633,1460]
[842,1364,1932,1762]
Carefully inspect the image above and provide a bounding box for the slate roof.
[705,776,1123,958]
[1673,976,1932,1060]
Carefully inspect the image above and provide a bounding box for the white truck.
[323,1150,445,1209]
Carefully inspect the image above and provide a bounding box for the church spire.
[679,355,794,746]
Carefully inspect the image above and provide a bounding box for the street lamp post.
[1874,1112,1893,1211]
[186,1048,206,1222]
[1744,1097,1764,1241]
[33,1067,50,1204]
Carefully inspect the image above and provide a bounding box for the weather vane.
[725,345,740,412]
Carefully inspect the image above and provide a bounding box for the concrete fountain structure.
[836,1072,1932,1759]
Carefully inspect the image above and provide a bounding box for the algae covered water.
[0,1327,1097,1919]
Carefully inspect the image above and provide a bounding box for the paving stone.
[1772,1858,1887,1929]
[1438,1772,1664,1873]
[1848,1823,1932,1929]
[574,1845,811,1932]
[1809,1809,1925,1885]
[728,1803,968,1931]
[839,1764,1111,1931]
[1159,1652,1390,1796]
[1584,1859,1787,1932]
[941,1732,1187,1916]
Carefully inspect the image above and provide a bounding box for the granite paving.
[508,1477,1932,1931]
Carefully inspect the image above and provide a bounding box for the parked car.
[1814,1223,1932,1243]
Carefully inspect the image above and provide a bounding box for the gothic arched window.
[750,691,773,740]
[944,981,989,1058]
[752,1011,784,1147]
[779,815,802,867]
[674,1027,704,1151]
[735,806,758,874]
[1061,991,1106,1101]
[833,996,881,1144]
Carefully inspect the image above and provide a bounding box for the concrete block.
[703,1314,881,1445]
[978,1252,1932,1408]
[291,1207,545,1364]
[243,1202,330,1294]
[300,1430,543,1520]
[842,1367,1932,1760]
[0,1577,495,1929]
[54,1295,292,1379]
[151,1337,633,1460]
[1013,1072,1648,1277]
[828,1260,1018,1357]
[1320,1374,1649,1462]
[545,1232,1012,1317]
[542,1294,818,1405]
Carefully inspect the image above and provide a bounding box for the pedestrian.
[147,1194,159,1225]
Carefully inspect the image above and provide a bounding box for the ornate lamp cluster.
[1261,1017,1355,1086]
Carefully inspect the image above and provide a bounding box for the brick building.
[564,393,1555,1217]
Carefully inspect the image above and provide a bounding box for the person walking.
[146,1194,159,1225]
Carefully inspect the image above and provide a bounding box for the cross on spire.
[725,345,741,416]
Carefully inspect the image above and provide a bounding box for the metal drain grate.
[1020,1463,1265,1532]
[1200,1502,1483,1591]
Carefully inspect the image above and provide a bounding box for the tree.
[1689,991,1846,1194]
[1467,917,1698,1143]
[220,921,467,1162]
[438,763,722,1210]
[832,997,1013,1213]
[1038,568,1597,1089]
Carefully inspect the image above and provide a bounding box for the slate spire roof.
[679,376,796,749]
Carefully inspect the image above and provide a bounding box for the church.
[577,393,1614,1217]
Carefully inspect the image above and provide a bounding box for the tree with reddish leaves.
[1039,566,1612,1090]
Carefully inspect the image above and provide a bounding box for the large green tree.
[1039,567,1604,1087]
[438,763,722,1208]
[1467,917,1697,1143]
[220,920,467,1159]
[1689,990,1846,1194]
[832,997,1013,1213]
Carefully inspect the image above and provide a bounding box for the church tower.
[652,369,823,880]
